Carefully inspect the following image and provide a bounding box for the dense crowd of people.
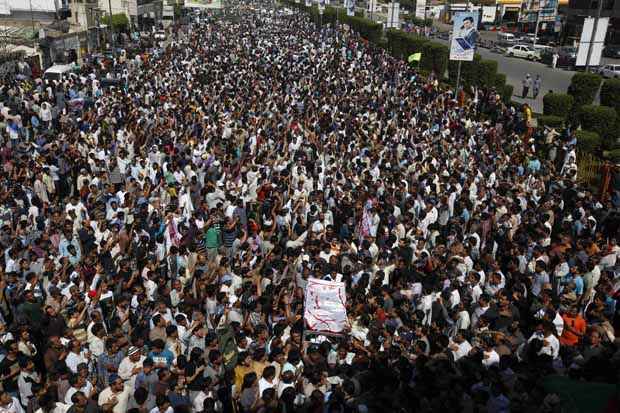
[0,2,619,413]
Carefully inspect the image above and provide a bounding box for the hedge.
[600,79,620,114]
[579,105,617,140]
[478,60,498,87]
[501,85,514,104]
[386,30,448,76]
[101,13,130,31]
[420,42,449,76]
[605,148,620,162]
[387,29,428,59]
[542,93,574,118]
[494,73,507,90]
[448,53,482,88]
[537,115,564,129]
[344,14,383,43]
[576,130,602,154]
[568,72,602,108]
[282,1,382,43]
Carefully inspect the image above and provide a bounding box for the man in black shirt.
[0,340,21,396]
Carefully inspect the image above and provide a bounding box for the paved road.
[431,37,574,113]
[477,46,574,112]
[431,22,620,112]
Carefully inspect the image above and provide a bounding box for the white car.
[154,30,166,41]
[505,44,541,60]
[598,64,620,78]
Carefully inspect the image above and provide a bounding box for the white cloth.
[97,385,131,413]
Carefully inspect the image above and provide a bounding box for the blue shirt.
[573,275,584,296]
[148,349,174,367]
[59,237,82,265]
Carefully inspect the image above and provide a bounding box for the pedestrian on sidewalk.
[522,74,532,98]
[533,75,542,99]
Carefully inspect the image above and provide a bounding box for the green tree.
[101,13,130,32]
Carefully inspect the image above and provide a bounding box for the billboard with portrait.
[449,11,479,62]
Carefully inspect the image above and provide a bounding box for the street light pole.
[107,0,115,56]
[28,0,36,49]
[585,0,604,71]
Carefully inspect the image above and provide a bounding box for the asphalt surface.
[470,43,574,113]
[428,36,571,113]
[433,23,620,113]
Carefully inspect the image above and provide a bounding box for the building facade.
[565,0,620,44]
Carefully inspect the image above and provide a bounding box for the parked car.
[603,45,620,58]
[505,44,541,60]
[522,34,539,44]
[597,64,620,78]
[497,32,517,46]
[43,64,75,82]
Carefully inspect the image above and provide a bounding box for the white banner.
[185,0,222,9]
[415,0,426,19]
[449,11,479,61]
[386,2,400,29]
[304,278,348,333]
[576,17,609,67]
[346,0,355,16]
[367,0,377,14]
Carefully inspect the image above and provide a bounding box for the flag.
[408,52,422,63]
[217,325,238,371]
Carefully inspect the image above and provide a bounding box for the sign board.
[481,6,496,24]
[367,0,377,14]
[576,17,609,67]
[163,5,174,17]
[415,0,426,19]
[185,0,222,9]
[521,0,557,23]
[386,2,399,29]
[346,0,355,16]
[304,278,348,333]
[449,11,479,61]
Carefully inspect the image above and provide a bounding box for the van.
[43,64,74,81]
[497,32,516,46]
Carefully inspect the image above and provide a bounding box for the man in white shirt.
[258,365,278,395]
[0,391,24,413]
[98,374,131,413]
[64,373,94,405]
[449,334,472,362]
[118,347,146,389]
[528,322,560,359]
[64,341,89,374]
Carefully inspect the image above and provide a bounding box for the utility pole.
[585,0,604,71]
[28,0,36,49]
[107,0,115,56]
[533,0,541,47]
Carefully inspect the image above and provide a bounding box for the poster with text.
[449,11,479,61]
[304,278,348,333]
